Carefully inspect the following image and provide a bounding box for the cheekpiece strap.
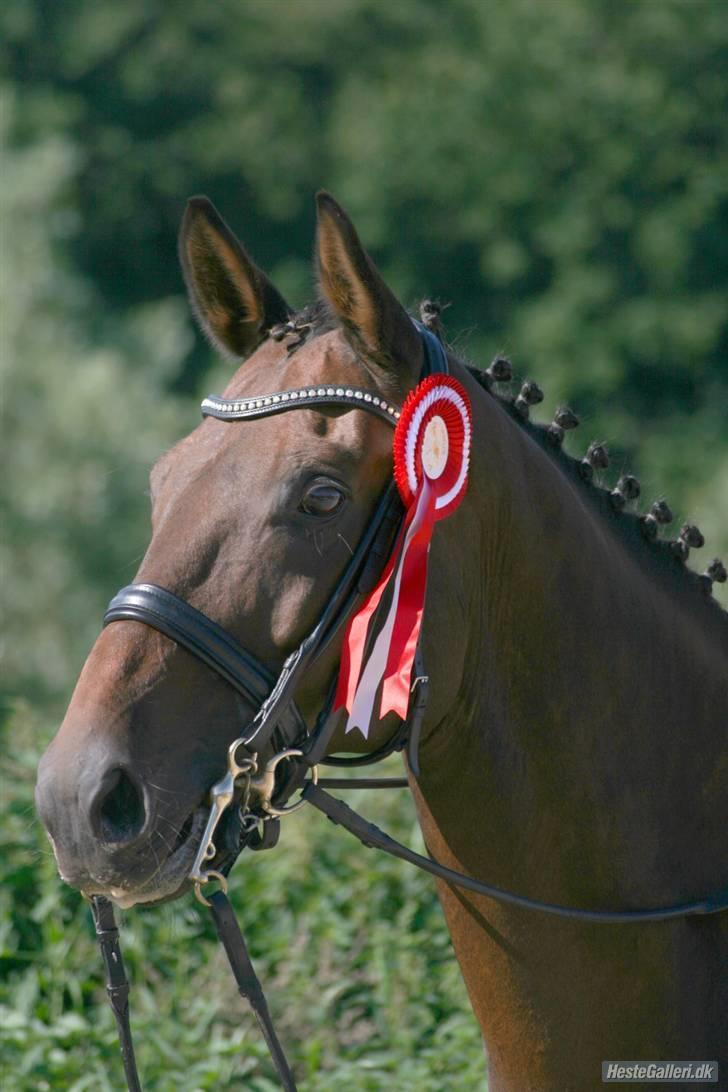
[413,319,450,376]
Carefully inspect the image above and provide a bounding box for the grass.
[0,700,487,1090]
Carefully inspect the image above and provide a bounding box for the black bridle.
[91,322,728,1092]
[104,322,447,805]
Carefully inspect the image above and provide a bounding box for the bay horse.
[36,192,728,1091]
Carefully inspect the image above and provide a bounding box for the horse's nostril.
[93,768,146,845]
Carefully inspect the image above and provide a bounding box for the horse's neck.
[413,369,728,1088]
[419,367,728,902]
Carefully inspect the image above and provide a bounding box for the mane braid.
[461,359,727,622]
[269,299,337,351]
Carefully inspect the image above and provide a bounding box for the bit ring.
[250,749,318,818]
[193,869,228,907]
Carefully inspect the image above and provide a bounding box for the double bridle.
[90,322,728,1092]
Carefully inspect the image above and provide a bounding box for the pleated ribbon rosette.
[335,374,472,737]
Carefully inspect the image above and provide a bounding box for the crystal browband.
[201,386,401,425]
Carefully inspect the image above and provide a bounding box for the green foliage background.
[1,2,726,1088]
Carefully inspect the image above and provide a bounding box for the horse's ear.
[179,196,290,359]
[315,191,422,380]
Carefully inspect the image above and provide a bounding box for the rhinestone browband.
[201,386,401,426]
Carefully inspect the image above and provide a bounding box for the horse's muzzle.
[35,733,199,903]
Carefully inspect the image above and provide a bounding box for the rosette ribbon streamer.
[335,374,472,737]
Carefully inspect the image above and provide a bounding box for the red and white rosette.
[335,374,472,737]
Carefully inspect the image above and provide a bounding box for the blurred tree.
[0,91,192,702]
[2,0,727,707]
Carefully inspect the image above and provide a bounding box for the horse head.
[35,193,466,909]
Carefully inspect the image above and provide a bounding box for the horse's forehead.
[151,330,389,503]
[222,329,360,398]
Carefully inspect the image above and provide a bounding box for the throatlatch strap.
[208,890,298,1092]
[90,896,142,1092]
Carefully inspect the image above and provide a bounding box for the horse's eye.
[300,481,345,517]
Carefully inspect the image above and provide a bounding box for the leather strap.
[105,584,274,706]
[90,896,142,1092]
[302,784,728,924]
[104,584,310,763]
[202,386,399,426]
[317,777,409,789]
[91,891,298,1092]
[416,321,450,376]
[208,891,298,1091]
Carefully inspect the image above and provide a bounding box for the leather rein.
[90,323,728,1092]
